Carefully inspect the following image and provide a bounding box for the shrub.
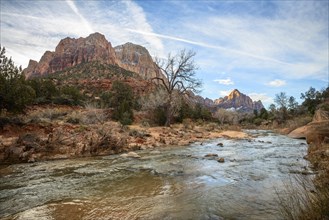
[28,108,68,123]
[119,111,133,125]
[276,175,329,220]
[153,106,167,126]
[59,86,84,105]
[28,79,59,104]
[0,46,36,113]
[109,81,134,125]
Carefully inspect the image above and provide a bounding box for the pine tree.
[0,46,35,113]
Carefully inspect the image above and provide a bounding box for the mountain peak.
[23,32,158,79]
[214,89,264,112]
[228,89,241,99]
[231,89,241,94]
[87,32,106,39]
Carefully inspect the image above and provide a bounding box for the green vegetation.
[245,87,328,129]
[106,81,135,125]
[176,102,212,123]
[46,61,134,81]
[1,45,328,131]
[28,78,59,103]
[0,46,35,113]
[301,87,329,115]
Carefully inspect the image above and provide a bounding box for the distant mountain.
[214,89,264,111]
[23,32,160,79]
[188,89,264,112]
[22,33,264,112]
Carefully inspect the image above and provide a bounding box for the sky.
[1,0,328,107]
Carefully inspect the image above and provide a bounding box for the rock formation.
[114,42,158,79]
[23,32,158,79]
[214,89,264,111]
[185,89,263,112]
[289,106,329,144]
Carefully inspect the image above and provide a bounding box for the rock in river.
[120,152,141,159]
[205,153,218,157]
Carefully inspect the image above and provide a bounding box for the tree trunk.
[165,96,172,127]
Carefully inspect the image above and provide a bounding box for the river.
[0,130,310,220]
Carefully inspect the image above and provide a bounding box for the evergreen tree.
[109,81,134,125]
[0,46,35,113]
[301,87,322,115]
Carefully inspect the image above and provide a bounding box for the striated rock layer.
[23,32,159,79]
[114,42,159,79]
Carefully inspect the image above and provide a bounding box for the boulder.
[120,151,141,159]
[288,108,329,144]
[205,153,218,157]
[305,121,329,144]
[288,125,308,139]
[218,131,249,139]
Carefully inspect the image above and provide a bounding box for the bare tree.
[214,108,230,125]
[153,49,202,126]
[274,92,288,110]
[274,92,289,121]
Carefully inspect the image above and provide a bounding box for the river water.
[0,130,310,220]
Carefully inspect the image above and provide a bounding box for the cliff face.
[114,43,158,79]
[23,33,157,79]
[214,89,264,111]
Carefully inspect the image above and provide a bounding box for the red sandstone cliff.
[23,33,158,79]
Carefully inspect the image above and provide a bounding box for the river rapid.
[0,130,310,220]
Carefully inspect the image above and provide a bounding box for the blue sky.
[1,0,328,107]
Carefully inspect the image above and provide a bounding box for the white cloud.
[248,93,274,106]
[0,0,327,101]
[126,28,290,66]
[266,79,286,87]
[122,1,164,54]
[0,0,164,68]
[214,78,234,85]
[65,0,94,34]
[182,2,328,81]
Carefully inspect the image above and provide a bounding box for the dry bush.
[90,123,128,154]
[28,107,68,123]
[205,122,220,131]
[66,108,108,125]
[282,115,313,132]
[182,118,194,130]
[83,102,108,124]
[66,111,83,124]
[139,88,167,111]
[276,175,329,220]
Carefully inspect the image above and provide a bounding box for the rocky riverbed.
[0,105,249,164]
[0,130,310,219]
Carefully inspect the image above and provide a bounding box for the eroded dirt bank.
[0,105,249,164]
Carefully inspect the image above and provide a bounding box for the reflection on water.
[0,130,310,220]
